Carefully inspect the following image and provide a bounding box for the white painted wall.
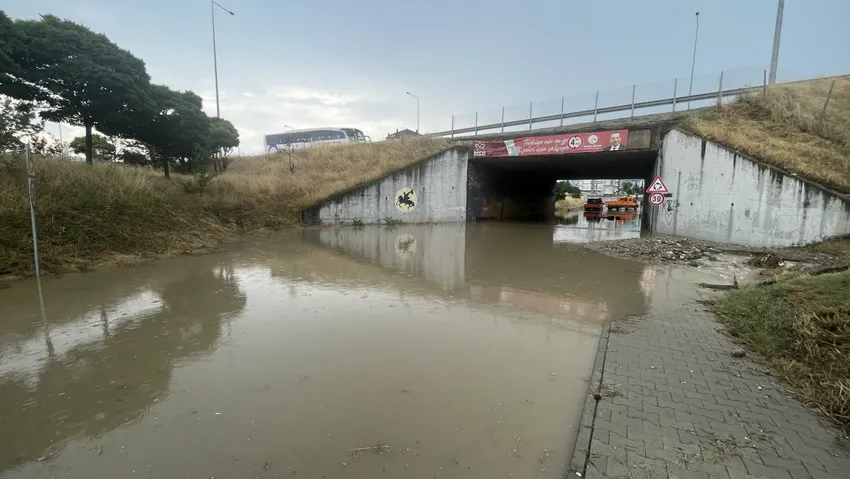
[305,148,468,225]
[655,129,850,247]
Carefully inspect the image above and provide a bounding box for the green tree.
[207,117,240,173]
[555,181,582,200]
[69,134,116,162]
[4,14,152,164]
[621,181,634,195]
[134,85,211,178]
[0,96,42,151]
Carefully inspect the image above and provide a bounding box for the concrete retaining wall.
[654,129,850,247]
[301,147,469,225]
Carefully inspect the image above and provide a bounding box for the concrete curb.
[566,320,612,478]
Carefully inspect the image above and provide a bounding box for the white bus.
[264,127,371,153]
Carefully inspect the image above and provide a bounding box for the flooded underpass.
[1,224,712,478]
[554,210,642,243]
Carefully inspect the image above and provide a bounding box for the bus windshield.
[342,128,367,141]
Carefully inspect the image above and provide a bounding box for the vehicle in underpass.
[605,196,639,211]
[583,197,604,211]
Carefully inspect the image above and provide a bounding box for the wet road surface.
[554,210,642,243]
[0,223,712,478]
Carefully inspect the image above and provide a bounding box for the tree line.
[0,11,239,177]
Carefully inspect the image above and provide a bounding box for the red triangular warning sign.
[646,176,669,194]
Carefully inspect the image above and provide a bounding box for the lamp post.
[687,11,699,110]
[211,0,234,118]
[768,0,784,85]
[284,124,295,130]
[405,91,420,133]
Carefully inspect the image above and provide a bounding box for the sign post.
[25,143,41,279]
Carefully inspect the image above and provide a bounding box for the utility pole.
[211,0,235,118]
[406,92,420,133]
[687,12,700,110]
[768,0,784,85]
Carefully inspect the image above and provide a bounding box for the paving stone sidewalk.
[567,271,850,479]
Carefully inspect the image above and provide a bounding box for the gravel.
[584,236,835,267]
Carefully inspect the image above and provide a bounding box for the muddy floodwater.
[554,210,642,243]
[0,223,738,478]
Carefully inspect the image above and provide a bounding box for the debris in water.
[349,441,391,457]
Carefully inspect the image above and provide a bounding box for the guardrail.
[426,67,817,138]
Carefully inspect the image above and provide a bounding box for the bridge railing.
[430,66,809,138]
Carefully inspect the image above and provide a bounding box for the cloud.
[211,85,409,153]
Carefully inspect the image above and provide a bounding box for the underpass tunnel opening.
[466,150,658,227]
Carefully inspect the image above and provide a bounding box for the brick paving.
[567,276,850,479]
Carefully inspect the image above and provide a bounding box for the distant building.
[386,129,421,140]
[569,179,644,195]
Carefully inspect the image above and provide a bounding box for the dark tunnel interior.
[466,149,658,226]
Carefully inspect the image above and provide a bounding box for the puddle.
[0,223,735,478]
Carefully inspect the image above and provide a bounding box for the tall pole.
[768,0,784,85]
[687,12,699,110]
[406,92,420,133]
[211,1,234,118]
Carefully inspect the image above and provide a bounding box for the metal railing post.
[672,78,678,112]
[593,91,599,122]
[717,71,724,105]
[528,102,533,130]
[763,69,767,96]
[630,84,636,118]
[450,115,454,138]
[474,111,478,135]
[500,107,505,133]
[559,97,564,127]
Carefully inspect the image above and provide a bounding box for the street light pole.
[768,0,784,85]
[687,11,699,110]
[211,0,234,119]
[284,124,295,130]
[406,92,420,133]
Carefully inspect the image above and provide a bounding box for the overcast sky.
[3,0,848,153]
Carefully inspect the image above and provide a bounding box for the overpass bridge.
[302,75,850,249]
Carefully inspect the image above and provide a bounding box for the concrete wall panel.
[302,147,469,225]
[655,129,850,247]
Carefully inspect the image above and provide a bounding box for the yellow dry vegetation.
[685,75,850,194]
[0,137,451,277]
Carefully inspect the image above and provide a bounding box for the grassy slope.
[555,198,584,212]
[685,76,850,194]
[713,272,850,430]
[0,137,450,277]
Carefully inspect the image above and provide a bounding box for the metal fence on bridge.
[429,66,814,138]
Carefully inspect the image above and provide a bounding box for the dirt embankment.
[585,236,849,279]
[0,138,451,279]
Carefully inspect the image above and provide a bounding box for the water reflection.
[302,223,648,325]
[553,210,642,243]
[0,261,245,471]
[1,224,657,479]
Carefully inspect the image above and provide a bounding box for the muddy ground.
[584,235,848,281]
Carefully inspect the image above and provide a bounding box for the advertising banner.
[472,129,629,158]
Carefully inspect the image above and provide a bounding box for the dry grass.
[713,271,850,431]
[685,76,850,194]
[0,137,451,277]
[807,237,850,260]
[555,197,583,212]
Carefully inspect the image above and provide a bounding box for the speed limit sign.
[649,193,665,206]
